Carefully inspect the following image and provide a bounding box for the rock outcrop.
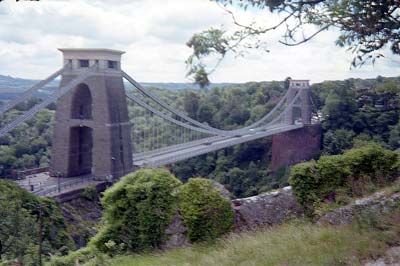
[61,196,102,248]
[232,186,303,231]
[162,212,190,249]
[318,191,400,225]
[364,246,400,266]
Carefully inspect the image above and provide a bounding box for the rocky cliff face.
[232,186,303,231]
[61,196,102,248]
[318,190,400,225]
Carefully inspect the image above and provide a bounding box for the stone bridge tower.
[285,79,312,125]
[51,48,133,179]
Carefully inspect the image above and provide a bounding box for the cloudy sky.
[0,0,398,83]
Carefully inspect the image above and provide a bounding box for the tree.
[186,0,400,84]
[183,91,200,118]
[197,103,216,123]
[323,129,355,155]
[388,123,400,150]
[322,85,357,130]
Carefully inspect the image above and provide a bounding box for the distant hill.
[0,74,59,91]
[0,74,59,100]
[136,82,237,90]
[0,74,240,100]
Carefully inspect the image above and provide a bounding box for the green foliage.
[0,107,53,177]
[322,85,357,130]
[178,178,234,242]
[323,129,355,155]
[290,144,399,217]
[389,122,400,150]
[91,169,182,253]
[342,143,399,195]
[0,179,73,265]
[288,161,319,216]
[186,28,228,88]
[81,184,98,201]
[313,77,399,155]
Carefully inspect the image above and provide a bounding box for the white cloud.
[0,0,398,82]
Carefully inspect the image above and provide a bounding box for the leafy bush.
[178,178,234,242]
[342,143,399,195]
[91,168,182,253]
[290,144,399,217]
[287,161,319,217]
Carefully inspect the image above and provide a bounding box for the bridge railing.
[33,175,110,197]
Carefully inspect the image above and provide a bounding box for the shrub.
[91,168,182,253]
[288,161,319,217]
[343,143,399,194]
[81,184,98,201]
[178,178,234,242]
[290,143,399,217]
[316,155,351,198]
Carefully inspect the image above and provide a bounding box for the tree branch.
[279,25,330,46]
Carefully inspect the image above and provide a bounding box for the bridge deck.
[133,123,304,168]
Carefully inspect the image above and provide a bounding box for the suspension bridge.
[2,49,317,196]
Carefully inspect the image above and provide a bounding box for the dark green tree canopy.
[187,0,400,86]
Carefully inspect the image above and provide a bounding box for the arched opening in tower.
[68,126,93,176]
[293,106,302,124]
[71,83,93,119]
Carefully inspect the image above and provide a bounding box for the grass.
[105,220,395,266]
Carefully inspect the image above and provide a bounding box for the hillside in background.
[0,74,241,100]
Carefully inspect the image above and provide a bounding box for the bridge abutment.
[51,49,133,179]
[271,124,321,174]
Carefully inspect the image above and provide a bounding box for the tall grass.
[107,221,389,266]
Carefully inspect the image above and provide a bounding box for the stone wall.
[54,181,111,203]
[271,124,322,173]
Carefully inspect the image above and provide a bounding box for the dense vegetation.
[314,77,400,153]
[0,98,54,177]
[290,143,399,217]
[0,179,72,265]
